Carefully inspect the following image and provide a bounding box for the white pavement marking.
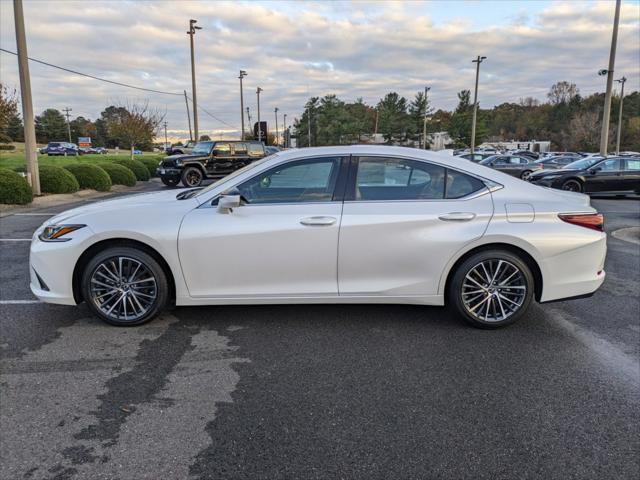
[12,213,56,216]
[0,239,31,242]
[0,300,41,305]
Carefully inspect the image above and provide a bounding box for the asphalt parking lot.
[1,185,638,480]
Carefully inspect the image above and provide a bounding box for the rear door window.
[213,143,231,156]
[248,143,265,156]
[624,159,640,171]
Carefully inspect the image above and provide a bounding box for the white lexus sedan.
[30,146,606,328]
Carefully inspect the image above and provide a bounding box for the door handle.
[438,212,476,222]
[300,216,337,226]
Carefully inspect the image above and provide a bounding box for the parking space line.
[0,300,41,304]
[0,239,31,242]
[12,213,56,216]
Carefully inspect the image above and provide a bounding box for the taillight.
[559,213,604,232]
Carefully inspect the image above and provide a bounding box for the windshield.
[564,157,602,170]
[192,141,214,155]
[195,154,276,198]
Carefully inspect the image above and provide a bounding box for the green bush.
[64,164,111,192]
[0,144,16,151]
[138,157,161,177]
[39,165,79,194]
[113,159,149,181]
[98,162,136,187]
[0,168,33,204]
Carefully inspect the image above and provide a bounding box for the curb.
[0,179,162,217]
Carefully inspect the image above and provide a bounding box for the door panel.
[585,159,623,192]
[179,203,342,297]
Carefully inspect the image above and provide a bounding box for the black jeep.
[157,140,267,187]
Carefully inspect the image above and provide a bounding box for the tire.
[448,249,534,329]
[181,166,203,187]
[561,179,583,193]
[81,246,169,326]
[161,177,180,187]
[520,170,532,180]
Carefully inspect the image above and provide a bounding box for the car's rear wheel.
[561,179,583,193]
[161,177,180,187]
[520,170,532,180]
[81,247,168,326]
[181,166,203,187]
[448,249,534,328]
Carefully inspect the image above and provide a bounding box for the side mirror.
[589,167,601,174]
[217,194,241,214]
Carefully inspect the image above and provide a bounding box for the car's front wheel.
[81,246,169,326]
[561,179,583,193]
[181,166,203,187]
[520,170,532,180]
[448,249,534,328]
[161,177,180,187]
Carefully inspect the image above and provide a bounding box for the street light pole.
[470,55,486,154]
[615,76,626,155]
[13,0,40,194]
[308,106,312,147]
[187,19,201,141]
[163,121,168,148]
[283,113,287,148]
[246,107,251,137]
[422,86,430,149]
[63,107,72,143]
[274,107,279,147]
[599,0,621,156]
[239,70,247,140]
[256,87,263,143]
[183,90,192,141]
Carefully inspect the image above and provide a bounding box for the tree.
[569,111,601,151]
[106,101,164,158]
[547,81,580,105]
[70,116,97,144]
[199,134,211,141]
[408,90,433,146]
[376,92,410,144]
[0,83,19,143]
[448,90,487,147]
[34,109,67,143]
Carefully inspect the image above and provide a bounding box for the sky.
[1,0,639,141]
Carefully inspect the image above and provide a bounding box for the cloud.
[0,0,638,140]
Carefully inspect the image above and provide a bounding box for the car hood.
[162,153,209,165]
[530,168,580,179]
[43,189,198,226]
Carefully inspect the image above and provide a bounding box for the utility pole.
[374,108,378,135]
[187,19,201,141]
[307,106,312,147]
[62,107,72,143]
[283,113,287,148]
[163,121,168,148]
[256,87,263,143]
[599,0,621,156]
[183,90,192,141]
[274,107,279,147]
[13,0,40,194]
[422,86,430,149]
[246,107,251,137]
[615,76,626,155]
[470,55,486,154]
[239,70,247,140]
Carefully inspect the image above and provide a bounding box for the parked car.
[133,149,143,155]
[166,140,197,156]
[540,151,579,159]
[30,145,606,329]
[509,150,540,161]
[528,156,640,194]
[479,154,543,180]
[265,146,281,155]
[158,140,267,187]
[534,155,581,170]
[42,142,79,156]
[457,153,493,162]
[94,147,108,154]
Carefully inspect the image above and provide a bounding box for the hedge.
[138,157,161,177]
[0,168,33,204]
[39,164,79,194]
[64,164,112,192]
[113,159,149,181]
[0,144,16,151]
[98,162,137,187]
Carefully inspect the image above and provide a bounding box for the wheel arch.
[442,242,543,303]
[182,162,206,175]
[72,238,176,304]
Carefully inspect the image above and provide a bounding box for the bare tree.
[547,81,580,105]
[107,100,164,159]
[0,83,19,143]
[569,111,601,151]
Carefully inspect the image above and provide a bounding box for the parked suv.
[158,140,267,187]
[42,142,79,156]
[166,140,197,156]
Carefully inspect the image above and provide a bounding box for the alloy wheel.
[461,259,527,323]
[521,170,532,180]
[89,256,157,323]
[562,180,582,192]
[185,170,202,186]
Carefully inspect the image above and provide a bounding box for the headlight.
[39,224,86,242]
[174,159,182,166]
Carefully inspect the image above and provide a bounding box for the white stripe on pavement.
[0,300,41,304]
[0,239,31,242]
[12,213,56,216]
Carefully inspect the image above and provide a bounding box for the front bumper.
[157,167,181,179]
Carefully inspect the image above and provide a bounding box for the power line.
[187,95,239,130]
[0,47,182,96]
